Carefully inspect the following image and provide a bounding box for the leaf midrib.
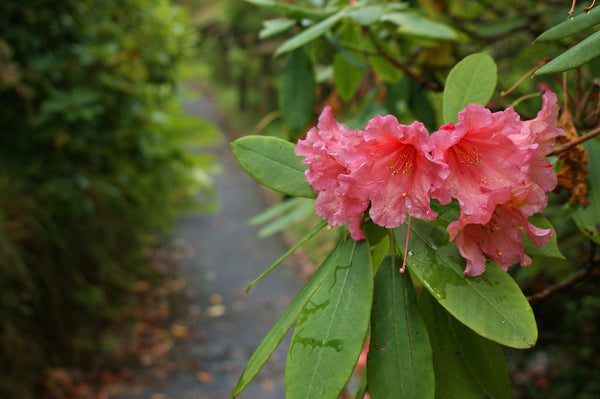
[411,227,533,347]
[304,240,357,398]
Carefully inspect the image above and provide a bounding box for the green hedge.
[0,1,213,396]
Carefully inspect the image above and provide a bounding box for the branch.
[527,244,599,305]
[366,29,443,92]
[545,125,600,156]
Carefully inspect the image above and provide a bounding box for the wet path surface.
[113,94,303,398]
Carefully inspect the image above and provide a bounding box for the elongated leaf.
[536,7,600,42]
[334,24,364,100]
[450,314,510,399]
[257,198,314,237]
[249,197,304,226]
[279,47,316,136]
[535,30,600,75]
[347,5,384,26]
[275,11,345,56]
[246,220,327,293]
[382,12,458,40]
[368,256,434,399]
[245,0,336,20]
[419,290,484,399]
[442,53,497,124]
[260,18,296,39]
[286,239,372,399]
[231,136,315,198]
[394,219,538,349]
[232,238,344,397]
[572,138,600,243]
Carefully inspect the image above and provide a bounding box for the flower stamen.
[452,141,488,184]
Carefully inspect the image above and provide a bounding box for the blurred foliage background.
[0,1,219,397]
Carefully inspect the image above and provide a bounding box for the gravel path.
[112,94,304,399]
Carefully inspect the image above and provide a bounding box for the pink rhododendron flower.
[431,104,531,224]
[448,185,553,276]
[342,115,449,228]
[510,90,565,191]
[295,107,369,240]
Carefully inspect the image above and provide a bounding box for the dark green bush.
[0,1,214,397]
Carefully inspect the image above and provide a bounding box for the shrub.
[0,1,213,396]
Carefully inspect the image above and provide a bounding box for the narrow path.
[113,93,304,398]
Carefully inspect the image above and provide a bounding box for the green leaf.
[231,135,315,198]
[419,290,484,399]
[382,12,458,40]
[257,198,314,237]
[232,238,344,397]
[279,47,316,136]
[246,220,328,293]
[394,219,538,349]
[572,138,600,243]
[245,0,336,20]
[523,214,564,258]
[366,35,403,83]
[536,7,600,42]
[442,53,497,124]
[450,313,510,399]
[260,18,297,39]
[333,24,364,100]
[346,5,384,26]
[535,30,600,75]
[286,239,372,399]
[368,256,434,399]
[275,11,345,56]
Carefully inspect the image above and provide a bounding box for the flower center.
[453,140,487,184]
[453,141,482,166]
[386,144,416,176]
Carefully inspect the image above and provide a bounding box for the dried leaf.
[555,109,590,206]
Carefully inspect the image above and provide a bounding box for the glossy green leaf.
[333,24,364,100]
[286,239,372,399]
[232,238,345,397]
[572,138,600,243]
[279,47,316,136]
[523,214,564,258]
[450,312,510,399]
[368,256,434,399]
[382,12,458,40]
[442,53,497,124]
[231,135,315,198]
[535,30,600,75]
[260,18,296,39]
[394,219,538,349]
[419,290,484,399]
[536,7,600,41]
[245,0,336,20]
[275,11,344,56]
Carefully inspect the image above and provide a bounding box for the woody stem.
[545,125,600,156]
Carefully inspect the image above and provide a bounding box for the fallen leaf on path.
[195,371,213,384]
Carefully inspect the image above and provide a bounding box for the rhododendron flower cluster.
[296,91,564,276]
